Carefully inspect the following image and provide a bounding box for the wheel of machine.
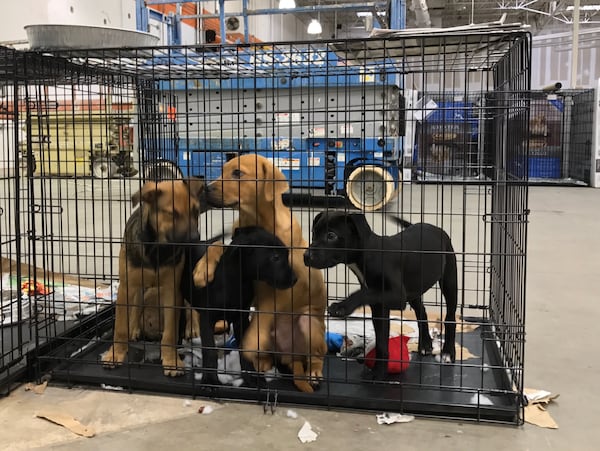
[143,161,183,182]
[92,157,118,179]
[345,164,397,211]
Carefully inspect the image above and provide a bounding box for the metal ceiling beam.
[178,4,389,19]
[571,0,580,88]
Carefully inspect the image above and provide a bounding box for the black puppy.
[181,226,297,386]
[304,211,457,379]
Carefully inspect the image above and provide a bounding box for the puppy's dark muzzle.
[272,272,297,290]
[303,250,313,267]
[205,183,226,207]
[304,249,331,269]
[189,229,201,242]
[198,190,210,214]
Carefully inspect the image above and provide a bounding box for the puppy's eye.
[231,169,243,179]
[326,231,338,241]
[172,211,181,219]
[270,253,281,263]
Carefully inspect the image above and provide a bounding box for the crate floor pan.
[39,322,520,423]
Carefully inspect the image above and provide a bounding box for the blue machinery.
[142,47,408,210]
[137,1,407,209]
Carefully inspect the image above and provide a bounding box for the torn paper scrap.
[35,411,95,437]
[524,388,559,405]
[287,409,299,419]
[200,405,214,415]
[525,389,552,402]
[24,381,48,394]
[376,412,415,425]
[100,383,124,391]
[297,421,318,443]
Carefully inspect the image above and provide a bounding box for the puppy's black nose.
[189,229,200,242]
[303,250,312,266]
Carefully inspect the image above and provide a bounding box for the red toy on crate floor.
[364,335,410,373]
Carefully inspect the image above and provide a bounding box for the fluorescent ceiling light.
[307,19,322,35]
[566,5,600,11]
[357,11,386,17]
[279,0,296,9]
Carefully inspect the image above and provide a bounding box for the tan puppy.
[102,179,206,377]
[193,154,327,391]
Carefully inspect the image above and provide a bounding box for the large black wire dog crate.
[1,30,529,424]
[1,46,28,395]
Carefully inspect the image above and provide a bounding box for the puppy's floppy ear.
[132,182,162,207]
[347,214,372,238]
[185,177,205,200]
[261,157,289,203]
[231,226,257,250]
[312,211,326,228]
[232,226,247,240]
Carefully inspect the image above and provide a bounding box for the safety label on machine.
[273,139,291,150]
[310,127,326,137]
[275,112,301,124]
[339,124,354,135]
[359,68,375,83]
[272,157,300,170]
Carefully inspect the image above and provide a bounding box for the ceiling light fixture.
[567,5,600,11]
[307,18,322,34]
[279,0,296,9]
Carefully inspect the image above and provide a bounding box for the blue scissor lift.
[142,47,407,210]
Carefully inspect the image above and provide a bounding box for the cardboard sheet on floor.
[0,386,220,450]
[24,381,48,394]
[35,410,95,437]
[524,388,559,429]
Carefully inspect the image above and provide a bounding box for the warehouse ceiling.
[293,0,600,38]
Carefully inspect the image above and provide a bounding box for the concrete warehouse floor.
[1,185,599,450]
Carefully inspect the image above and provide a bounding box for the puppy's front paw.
[294,380,315,393]
[129,326,141,341]
[440,344,456,363]
[185,310,201,339]
[370,361,388,381]
[418,336,433,356]
[101,346,126,369]
[255,355,274,373]
[162,357,185,377]
[193,260,215,287]
[362,360,387,382]
[328,302,351,318]
[200,372,221,387]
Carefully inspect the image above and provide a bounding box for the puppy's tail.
[386,215,413,229]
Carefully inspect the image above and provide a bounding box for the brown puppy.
[193,154,327,391]
[102,179,206,377]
